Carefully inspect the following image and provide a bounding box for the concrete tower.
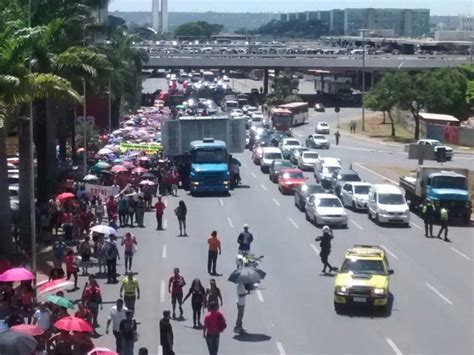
[152,0,160,32]
[161,0,169,32]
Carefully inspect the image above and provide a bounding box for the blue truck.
[161,116,245,195]
[399,167,471,224]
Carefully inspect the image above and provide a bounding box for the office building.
[459,16,474,31]
[152,0,169,33]
[330,9,345,34]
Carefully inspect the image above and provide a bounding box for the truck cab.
[189,138,230,194]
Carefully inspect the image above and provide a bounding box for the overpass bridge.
[144,53,471,71]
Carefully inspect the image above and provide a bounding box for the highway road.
[63,109,473,354]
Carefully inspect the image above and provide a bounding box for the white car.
[416,139,453,160]
[222,75,230,82]
[297,151,320,171]
[230,109,244,117]
[368,184,410,225]
[306,134,330,149]
[340,182,372,210]
[260,147,283,172]
[305,193,348,228]
[279,138,302,159]
[251,112,264,122]
[315,122,330,134]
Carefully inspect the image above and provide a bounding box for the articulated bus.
[278,102,309,126]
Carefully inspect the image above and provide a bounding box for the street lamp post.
[82,78,87,176]
[361,29,368,132]
[108,78,112,133]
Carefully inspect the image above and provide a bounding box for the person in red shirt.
[203,301,226,355]
[82,275,102,327]
[168,267,186,319]
[64,250,78,290]
[106,196,118,222]
[75,301,93,325]
[80,209,94,235]
[154,196,166,230]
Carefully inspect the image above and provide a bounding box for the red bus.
[269,107,293,132]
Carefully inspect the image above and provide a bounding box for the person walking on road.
[127,196,136,227]
[237,225,253,254]
[334,130,341,145]
[174,200,188,236]
[437,207,450,242]
[82,275,102,327]
[78,236,92,275]
[120,273,140,313]
[104,235,120,283]
[160,310,175,355]
[155,196,166,230]
[422,199,436,238]
[315,226,337,274]
[168,268,186,319]
[183,278,206,328]
[118,195,128,228]
[106,298,128,354]
[119,310,137,355]
[208,231,221,275]
[64,250,78,290]
[135,196,146,228]
[121,232,138,273]
[206,279,223,309]
[203,301,226,355]
[234,283,248,333]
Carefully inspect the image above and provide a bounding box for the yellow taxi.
[334,245,394,314]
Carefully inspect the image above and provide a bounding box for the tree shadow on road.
[233,333,272,342]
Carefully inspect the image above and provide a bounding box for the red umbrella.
[132,167,148,174]
[110,165,128,173]
[54,316,93,333]
[36,278,73,297]
[56,192,75,202]
[0,267,35,282]
[88,348,118,355]
[10,324,44,336]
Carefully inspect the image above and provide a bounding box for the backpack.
[106,242,118,260]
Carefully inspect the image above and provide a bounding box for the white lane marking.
[256,290,264,302]
[380,244,399,260]
[158,345,163,355]
[160,281,165,302]
[385,338,403,355]
[411,222,423,230]
[163,218,168,230]
[425,282,453,305]
[272,198,280,206]
[261,184,268,191]
[162,244,167,259]
[310,243,320,254]
[292,132,303,138]
[354,163,397,184]
[288,217,299,229]
[243,163,248,168]
[219,198,224,207]
[276,341,287,355]
[251,172,257,178]
[227,217,234,228]
[450,247,472,261]
[350,219,364,230]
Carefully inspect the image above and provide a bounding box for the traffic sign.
[334,107,340,113]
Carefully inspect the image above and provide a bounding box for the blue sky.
[109,0,473,16]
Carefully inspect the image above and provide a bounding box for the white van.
[313,157,342,189]
[368,184,410,225]
[260,147,283,172]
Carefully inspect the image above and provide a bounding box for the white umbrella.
[112,130,123,135]
[97,148,113,155]
[90,225,118,236]
[82,174,99,182]
[139,180,155,186]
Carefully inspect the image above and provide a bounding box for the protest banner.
[85,184,120,200]
[119,142,162,154]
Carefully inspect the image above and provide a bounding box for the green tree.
[175,21,223,38]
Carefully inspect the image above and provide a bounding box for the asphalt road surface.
[64,108,473,355]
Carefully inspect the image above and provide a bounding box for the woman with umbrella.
[47,329,74,354]
[183,278,206,328]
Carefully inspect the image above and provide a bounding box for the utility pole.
[361,29,368,132]
[108,77,112,133]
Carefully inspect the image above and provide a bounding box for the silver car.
[305,193,348,228]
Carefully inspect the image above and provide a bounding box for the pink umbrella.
[87,348,118,355]
[10,324,44,336]
[132,167,148,174]
[36,278,73,297]
[110,165,128,173]
[122,161,135,169]
[138,156,150,162]
[0,267,35,282]
[56,192,75,202]
[54,317,93,333]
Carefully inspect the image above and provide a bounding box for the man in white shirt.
[106,298,128,353]
[234,283,248,333]
[32,302,51,330]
